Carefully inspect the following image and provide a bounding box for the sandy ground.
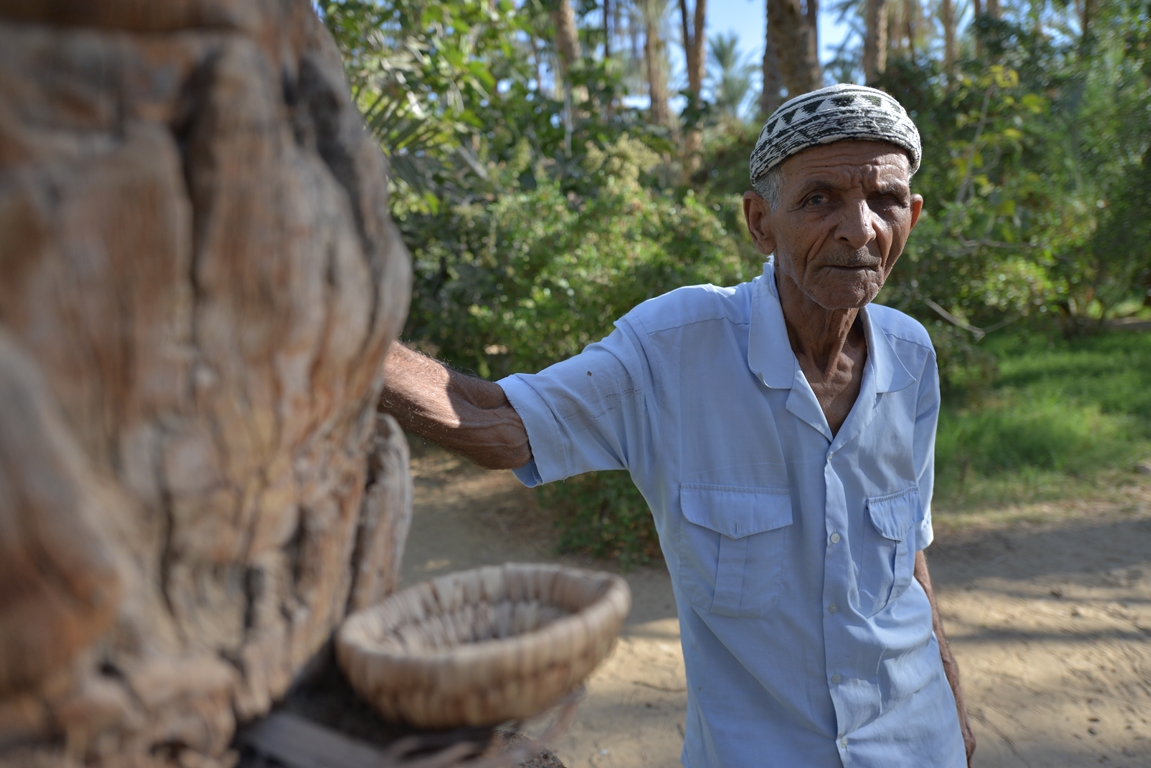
[399,448,1151,768]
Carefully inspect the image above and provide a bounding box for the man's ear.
[743,191,777,257]
[909,194,924,231]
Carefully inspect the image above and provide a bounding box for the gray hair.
[752,165,785,210]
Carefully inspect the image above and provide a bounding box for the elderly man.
[380,84,976,766]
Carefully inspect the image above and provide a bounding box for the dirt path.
[400,448,1151,767]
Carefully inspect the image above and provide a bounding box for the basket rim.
[335,562,631,691]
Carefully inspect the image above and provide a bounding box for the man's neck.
[774,270,865,380]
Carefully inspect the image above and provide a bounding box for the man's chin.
[805,281,883,312]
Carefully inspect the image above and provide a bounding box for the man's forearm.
[378,343,532,470]
[914,550,975,764]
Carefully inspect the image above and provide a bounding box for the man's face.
[743,140,923,311]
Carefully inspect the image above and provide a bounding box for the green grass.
[934,329,1151,511]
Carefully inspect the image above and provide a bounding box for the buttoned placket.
[781,362,862,762]
[787,327,886,766]
[822,441,853,762]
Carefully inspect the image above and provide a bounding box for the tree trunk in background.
[677,0,707,172]
[551,0,583,83]
[760,5,785,118]
[678,0,708,102]
[887,0,901,59]
[644,0,670,127]
[904,0,917,63]
[940,0,956,80]
[972,0,983,56]
[604,0,612,59]
[1080,0,1096,43]
[767,0,823,97]
[0,2,413,766]
[806,0,820,60]
[863,0,889,84]
[986,0,1001,19]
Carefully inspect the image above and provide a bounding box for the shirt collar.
[747,262,797,389]
[747,261,916,395]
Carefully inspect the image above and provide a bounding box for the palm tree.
[708,32,756,119]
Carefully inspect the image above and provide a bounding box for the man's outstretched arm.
[378,343,531,470]
[914,550,975,765]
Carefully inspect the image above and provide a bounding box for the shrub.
[538,471,662,568]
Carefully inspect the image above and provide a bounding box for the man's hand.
[914,550,976,765]
[378,342,532,470]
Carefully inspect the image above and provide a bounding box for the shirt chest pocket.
[859,487,924,617]
[677,484,794,618]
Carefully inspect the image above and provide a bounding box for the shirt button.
[831,673,842,684]
[829,532,841,544]
[840,737,849,749]
[827,603,838,613]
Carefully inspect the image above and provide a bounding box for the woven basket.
[335,563,632,729]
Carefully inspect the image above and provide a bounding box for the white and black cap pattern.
[749,84,922,188]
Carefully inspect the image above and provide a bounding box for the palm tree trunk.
[644,0,670,126]
[677,0,707,171]
[551,0,583,82]
[678,0,708,97]
[904,0,916,64]
[767,0,823,96]
[604,0,611,58]
[760,3,785,117]
[972,0,983,56]
[0,3,413,765]
[863,0,889,84]
[940,0,956,80]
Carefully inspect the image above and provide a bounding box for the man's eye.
[805,194,828,206]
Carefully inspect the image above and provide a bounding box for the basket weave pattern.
[336,563,631,729]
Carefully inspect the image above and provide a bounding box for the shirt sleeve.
[497,322,651,488]
[912,348,941,551]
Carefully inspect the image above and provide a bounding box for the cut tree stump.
[0,1,412,765]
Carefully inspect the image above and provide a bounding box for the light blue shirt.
[498,263,965,767]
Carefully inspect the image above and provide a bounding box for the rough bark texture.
[551,0,583,85]
[940,0,956,80]
[0,1,413,765]
[677,0,707,98]
[677,0,706,171]
[759,25,785,118]
[642,0,670,127]
[863,0,889,85]
[766,0,823,98]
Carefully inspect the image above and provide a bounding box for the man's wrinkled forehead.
[749,84,922,189]
[782,141,910,181]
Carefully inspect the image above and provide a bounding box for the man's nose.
[835,200,877,250]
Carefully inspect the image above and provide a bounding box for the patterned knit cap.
[749,84,922,188]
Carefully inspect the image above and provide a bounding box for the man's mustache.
[823,250,880,268]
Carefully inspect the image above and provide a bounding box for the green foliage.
[320,0,527,206]
[405,135,754,378]
[539,471,662,567]
[323,0,1151,565]
[877,8,1151,341]
[707,33,757,119]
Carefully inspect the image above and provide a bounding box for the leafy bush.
[404,134,757,378]
[539,471,662,568]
